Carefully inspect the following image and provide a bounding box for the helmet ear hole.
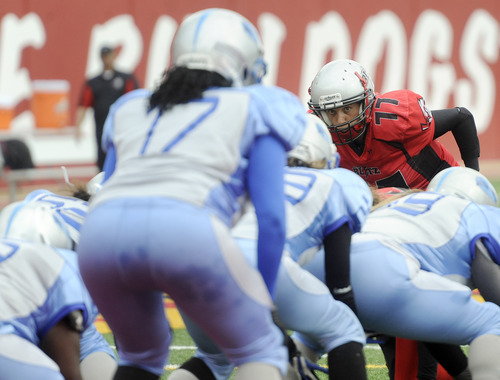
[287,157,310,168]
[309,158,327,169]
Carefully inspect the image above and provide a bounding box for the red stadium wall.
[0,0,499,165]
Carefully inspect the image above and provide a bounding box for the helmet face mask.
[172,8,267,87]
[427,167,499,207]
[308,59,375,145]
[321,102,369,145]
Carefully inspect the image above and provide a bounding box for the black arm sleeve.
[323,223,357,314]
[432,107,480,170]
[471,239,500,306]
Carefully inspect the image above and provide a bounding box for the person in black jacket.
[75,46,139,170]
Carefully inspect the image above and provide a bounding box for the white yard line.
[109,345,197,350]
[110,344,382,351]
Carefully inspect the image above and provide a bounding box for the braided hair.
[149,67,232,112]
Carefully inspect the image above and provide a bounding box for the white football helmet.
[288,113,335,169]
[427,167,498,206]
[308,59,375,145]
[172,8,267,87]
[0,201,78,249]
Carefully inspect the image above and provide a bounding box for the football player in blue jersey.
[304,167,500,380]
[169,114,373,380]
[0,202,108,380]
[0,187,117,380]
[76,8,309,380]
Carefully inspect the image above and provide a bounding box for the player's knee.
[80,351,117,380]
[469,334,500,380]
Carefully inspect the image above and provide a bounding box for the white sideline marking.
[110,345,197,350]
[169,346,197,350]
[109,345,385,371]
[110,344,381,351]
[365,344,381,350]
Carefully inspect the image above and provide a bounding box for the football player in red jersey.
[308,59,480,190]
[308,59,480,380]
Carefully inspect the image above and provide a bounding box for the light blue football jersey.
[232,167,373,265]
[356,191,500,285]
[0,239,96,344]
[0,189,88,245]
[95,85,307,226]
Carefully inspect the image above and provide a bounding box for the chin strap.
[61,166,76,188]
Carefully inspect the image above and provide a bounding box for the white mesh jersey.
[355,192,500,283]
[23,189,87,240]
[232,167,373,264]
[0,239,96,345]
[92,86,307,226]
[0,189,88,246]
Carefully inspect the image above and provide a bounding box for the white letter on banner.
[146,15,177,90]
[0,13,45,102]
[355,10,407,93]
[409,10,454,109]
[259,12,286,86]
[299,12,351,105]
[85,15,143,79]
[456,9,498,133]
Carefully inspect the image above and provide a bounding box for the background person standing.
[75,46,139,170]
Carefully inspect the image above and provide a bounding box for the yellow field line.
[95,296,185,334]
[96,292,485,334]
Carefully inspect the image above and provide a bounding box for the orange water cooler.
[0,94,15,130]
[31,80,70,129]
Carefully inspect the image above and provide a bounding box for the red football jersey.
[337,89,459,189]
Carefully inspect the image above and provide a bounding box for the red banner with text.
[0,0,499,166]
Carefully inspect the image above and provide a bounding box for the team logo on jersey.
[418,97,432,131]
[353,166,380,177]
